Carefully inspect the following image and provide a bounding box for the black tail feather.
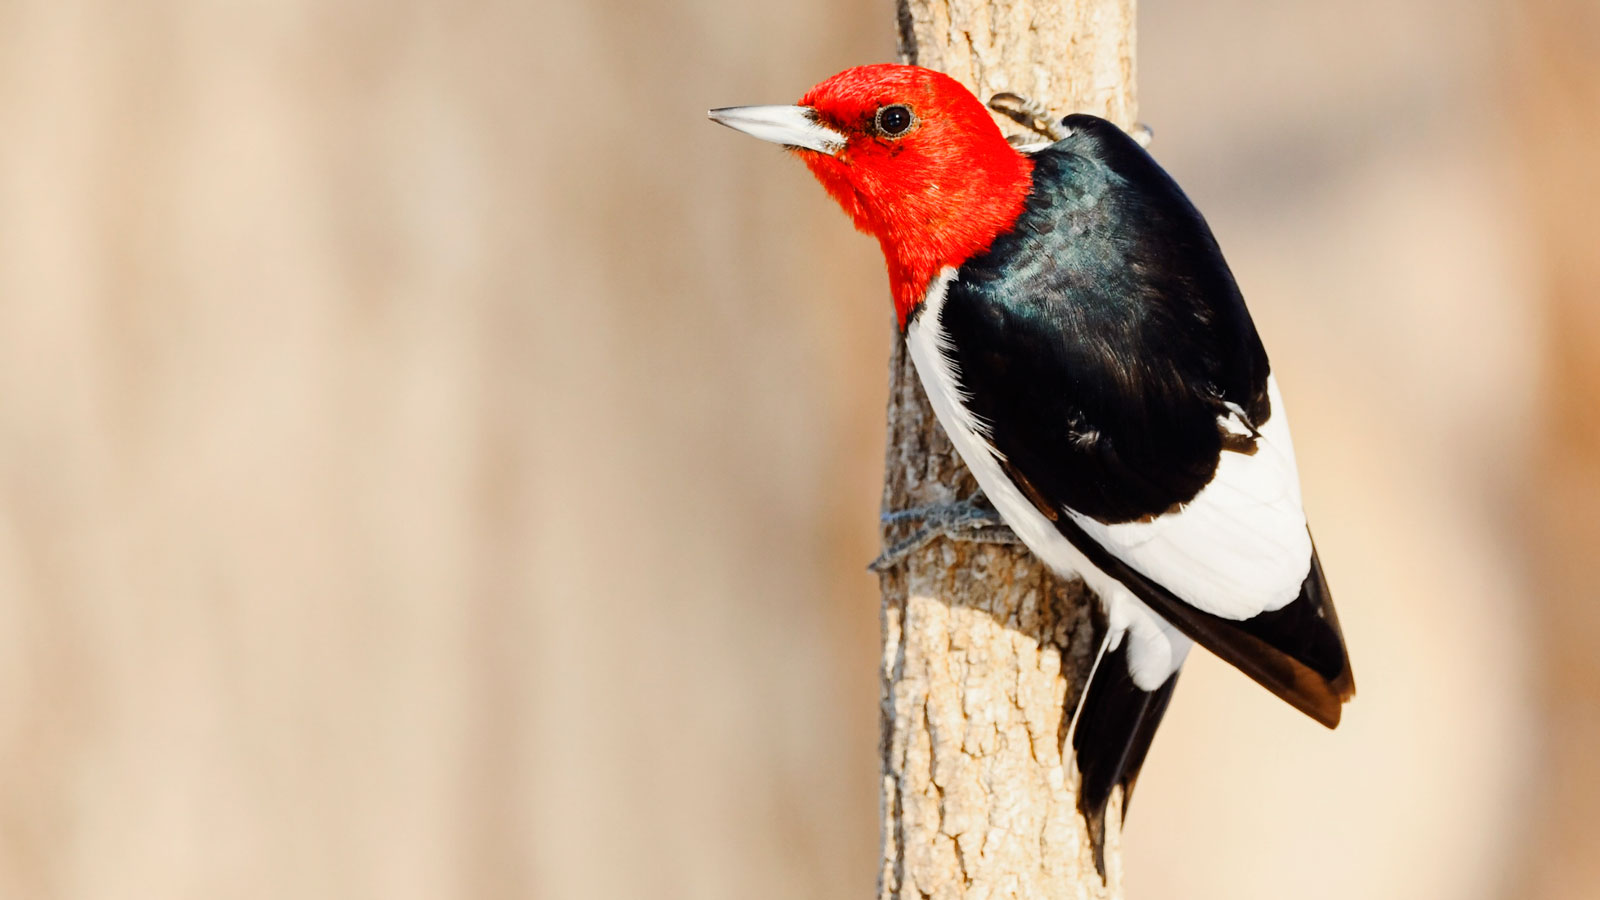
[1072,638,1180,879]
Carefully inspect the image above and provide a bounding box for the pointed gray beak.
[707,105,846,156]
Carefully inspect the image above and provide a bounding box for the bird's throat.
[798,129,1034,329]
[877,156,1034,330]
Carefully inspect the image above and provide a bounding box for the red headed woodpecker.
[710,64,1353,863]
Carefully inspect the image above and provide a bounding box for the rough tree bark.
[875,2,1137,898]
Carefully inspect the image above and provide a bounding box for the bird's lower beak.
[707,105,846,156]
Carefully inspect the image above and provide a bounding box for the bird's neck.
[879,152,1034,329]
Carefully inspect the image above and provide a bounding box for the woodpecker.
[709,64,1353,867]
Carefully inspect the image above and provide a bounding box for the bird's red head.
[712,65,1034,327]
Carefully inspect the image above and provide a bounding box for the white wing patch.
[1067,376,1312,621]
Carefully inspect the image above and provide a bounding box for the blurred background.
[0,0,1595,897]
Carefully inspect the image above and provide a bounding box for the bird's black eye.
[875,104,915,137]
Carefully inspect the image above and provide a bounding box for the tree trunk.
[876,2,1137,898]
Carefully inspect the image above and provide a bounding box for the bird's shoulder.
[932,121,1271,525]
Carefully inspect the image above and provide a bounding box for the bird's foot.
[987,92,1154,149]
[989,92,1069,143]
[869,496,1022,572]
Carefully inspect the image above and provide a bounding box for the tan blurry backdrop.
[0,0,1595,897]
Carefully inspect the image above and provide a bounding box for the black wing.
[937,115,1352,723]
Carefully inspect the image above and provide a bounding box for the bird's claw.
[988,92,1069,142]
[988,92,1155,149]
[869,497,1021,572]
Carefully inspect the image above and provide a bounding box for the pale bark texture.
[876,2,1138,898]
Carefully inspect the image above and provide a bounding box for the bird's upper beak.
[707,105,846,156]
